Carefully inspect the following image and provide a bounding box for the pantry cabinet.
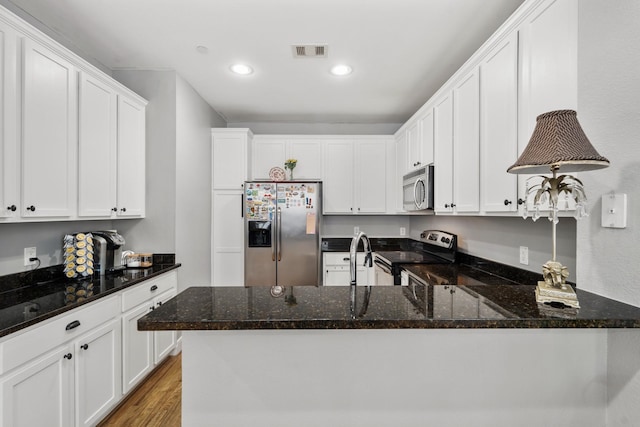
[21,37,77,219]
[480,32,519,213]
[322,138,388,214]
[212,129,252,286]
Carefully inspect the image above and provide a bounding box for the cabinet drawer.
[323,252,371,266]
[0,295,118,375]
[121,271,177,312]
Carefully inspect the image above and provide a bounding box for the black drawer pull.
[342,257,349,262]
[81,344,89,350]
[7,205,16,211]
[150,285,158,292]
[65,320,81,330]
[64,353,72,360]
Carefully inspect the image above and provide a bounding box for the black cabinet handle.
[150,285,158,292]
[111,207,117,212]
[451,203,456,208]
[64,353,73,360]
[26,205,35,212]
[444,204,449,208]
[81,344,89,350]
[518,198,525,205]
[65,320,81,330]
[157,301,163,307]
[342,257,350,262]
[150,306,155,311]
[7,205,16,211]
[120,207,127,212]
[504,199,512,206]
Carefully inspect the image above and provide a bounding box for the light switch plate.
[601,193,627,228]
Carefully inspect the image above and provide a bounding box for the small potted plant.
[284,159,297,180]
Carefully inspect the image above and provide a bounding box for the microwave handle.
[413,178,425,209]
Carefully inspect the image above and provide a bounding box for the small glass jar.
[126,253,153,268]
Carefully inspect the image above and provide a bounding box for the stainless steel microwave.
[402,165,434,211]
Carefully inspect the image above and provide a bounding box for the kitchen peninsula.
[140,267,640,427]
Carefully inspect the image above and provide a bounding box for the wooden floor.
[98,353,182,427]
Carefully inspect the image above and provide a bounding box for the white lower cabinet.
[323,252,373,286]
[0,270,178,427]
[0,295,120,427]
[121,271,177,394]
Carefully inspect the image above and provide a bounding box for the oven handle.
[374,259,392,274]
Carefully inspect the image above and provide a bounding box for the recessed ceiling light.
[330,64,352,76]
[230,64,253,75]
[196,45,209,54]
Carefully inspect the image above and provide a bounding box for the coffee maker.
[92,231,126,275]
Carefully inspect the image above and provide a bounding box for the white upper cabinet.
[433,92,454,213]
[116,95,146,217]
[452,68,480,214]
[322,138,388,215]
[406,120,421,170]
[395,131,408,212]
[78,72,117,217]
[251,136,322,180]
[212,129,252,189]
[418,109,434,167]
[0,21,18,219]
[517,0,578,213]
[21,38,77,218]
[480,32,519,213]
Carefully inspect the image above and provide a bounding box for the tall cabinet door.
[452,68,480,213]
[116,95,146,217]
[322,140,353,214]
[0,23,19,219]
[480,31,519,212]
[21,38,77,218]
[78,72,117,217]
[355,140,387,214]
[433,92,454,213]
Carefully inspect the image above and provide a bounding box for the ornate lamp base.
[535,280,580,308]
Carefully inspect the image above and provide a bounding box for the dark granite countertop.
[322,237,421,252]
[138,273,640,331]
[0,263,181,338]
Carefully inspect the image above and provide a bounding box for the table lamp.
[507,110,609,308]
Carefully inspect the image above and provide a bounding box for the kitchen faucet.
[349,231,373,318]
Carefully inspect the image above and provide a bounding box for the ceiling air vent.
[292,44,328,58]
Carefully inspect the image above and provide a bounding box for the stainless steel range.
[374,230,457,285]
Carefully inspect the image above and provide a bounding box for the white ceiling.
[6,0,524,125]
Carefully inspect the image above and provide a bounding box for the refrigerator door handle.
[277,207,282,261]
[272,218,276,262]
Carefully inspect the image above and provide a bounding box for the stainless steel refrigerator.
[244,181,322,287]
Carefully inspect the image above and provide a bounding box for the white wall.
[576,1,640,425]
[409,215,577,275]
[175,75,226,289]
[322,215,410,238]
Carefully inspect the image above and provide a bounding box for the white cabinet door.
[153,288,177,363]
[116,95,145,217]
[480,32,519,213]
[212,190,245,286]
[322,140,354,214]
[452,68,480,213]
[78,72,117,217]
[518,0,578,213]
[121,303,153,394]
[75,319,121,427]
[355,140,386,214]
[418,109,434,166]
[323,253,371,286]
[252,139,285,180]
[1,346,73,427]
[21,38,77,218]
[406,120,421,170]
[212,129,251,189]
[287,139,322,179]
[0,22,19,219]
[395,132,408,213]
[433,92,454,213]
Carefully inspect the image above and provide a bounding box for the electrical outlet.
[24,247,37,266]
[354,226,359,235]
[400,227,406,236]
[519,246,529,265]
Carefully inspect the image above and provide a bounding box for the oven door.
[374,258,394,286]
